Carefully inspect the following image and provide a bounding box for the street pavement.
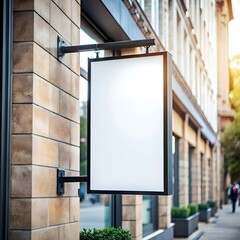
[175,204,240,240]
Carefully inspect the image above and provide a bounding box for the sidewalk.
[174,204,240,240]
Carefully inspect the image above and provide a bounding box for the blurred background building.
[0,0,233,239]
[79,0,233,239]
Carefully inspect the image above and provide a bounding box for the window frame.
[142,195,158,237]
[172,134,179,207]
[0,0,12,239]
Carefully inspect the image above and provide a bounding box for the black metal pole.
[0,0,12,239]
[63,176,88,182]
[58,36,155,58]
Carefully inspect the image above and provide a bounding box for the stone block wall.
[174,112,213,207]
[158,196,171,228]
[11,0,80,239]
[122,195,142,240]
[191,130,201,204]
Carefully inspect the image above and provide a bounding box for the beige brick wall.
[172,109,183,137]
[158,196,171,228]
[178,114,189,206]
[173,110,216,206]
[186,126,197,148]
[202,142,210,202]
[212,145,218,202]
[11,0,80,239]
[191,129,201,204]
[122,195,142,240]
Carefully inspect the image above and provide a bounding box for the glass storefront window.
[172,135,179,206]
[80,28,112,230]
[80,29,104,72]
[142,195,153,236]
[142,195,158,237]
[188,146,193,203]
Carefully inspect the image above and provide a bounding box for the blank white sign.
[89,53,166,193]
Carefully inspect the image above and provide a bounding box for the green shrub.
[171,206,190,218]
[171,207,180,218]
[188,203,199,215]
[80,227,131,240]
[198,203,210,210]
[171,207,179,218]
[207,200,216,208]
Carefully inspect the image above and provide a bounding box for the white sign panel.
[88,52,172,195]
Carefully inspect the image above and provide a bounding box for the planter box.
[199,208,211,223]
[172,212,199,237]
[210,206,216,217]
[210,206,218,217]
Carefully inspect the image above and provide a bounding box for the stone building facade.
[216,0,234,204]
[0,0,232,240]
[11,0,81,239]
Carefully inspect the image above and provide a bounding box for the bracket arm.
[57,168,88,195]
[57,36,155,58]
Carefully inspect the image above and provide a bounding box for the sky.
[228,0,240,59]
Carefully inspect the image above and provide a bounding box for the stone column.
[158,196,171,228]
[122,195,142,240]
[178,114,189,206]
[208,148,214,200]
[191,129,201,203]
[205,141,210,202]
[215,137,222,207]
[211,146,217,201]
[11,1,80,239]
[201,151,208,202]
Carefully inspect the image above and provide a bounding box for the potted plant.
[188,203,199,216]
[80,227,131,240]
[207,200,217,217]
[171,204,199,237]
[198,203,211,223]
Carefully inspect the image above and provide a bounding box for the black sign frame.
[87,52,172,195]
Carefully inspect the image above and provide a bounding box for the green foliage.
[221,112,240,181]
[230,85,240,111]
[229,55,240,111]
[188,204,199,215]
[80,101,87,138]
[171,204,199,219]
[80,227,131,240]
[228,56,240,179]
[80,155,87,175]
[171,206,190,218]
[207,200,216,208]
[198,203,210,210]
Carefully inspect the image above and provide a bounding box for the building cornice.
[123,0,164,52]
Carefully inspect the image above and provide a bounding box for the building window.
[177,13,182,73]
[172,135,179,206]
[208,157,213,199]
[201,153,204,202]
[188,145,194,203]
[142,195,158,237]
[144,0,159,33]
[184,31,188,78]
[80,26,120,230]
[0,1,12,238]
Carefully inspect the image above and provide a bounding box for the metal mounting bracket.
[57,36,65,58]
[57,168,88,195]
[57,35,155,59]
